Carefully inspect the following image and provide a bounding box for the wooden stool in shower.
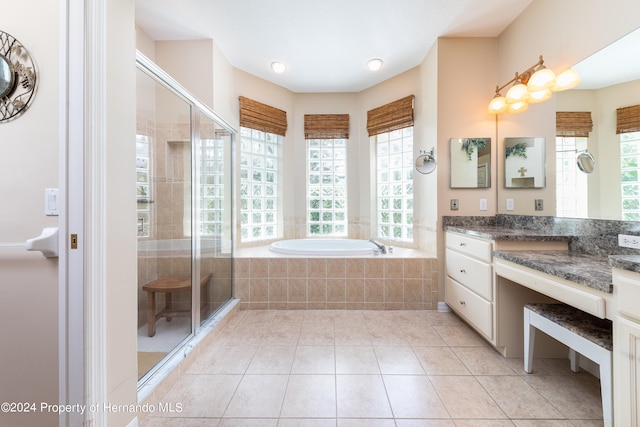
[143,273,212,337]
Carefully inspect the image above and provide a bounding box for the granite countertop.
[445,225,571,242]
[609,254,640,274]
[493,250,613,293]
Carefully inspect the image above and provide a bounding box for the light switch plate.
[45,188,59,216]
[450,199,459,210]
[480,199,487,211]
[506,198,514,211]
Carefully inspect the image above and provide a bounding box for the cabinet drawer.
[446,248,493,300]
[445,276,493,339]
[615,268,640,322]
[446,232,492,262]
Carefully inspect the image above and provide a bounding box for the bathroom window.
[375,127,414,242]
[621,131,640,221]
[200,137,226,236]
[556,137,588,218]
[136,134,151,238]
[307,138,348,236]
[239,127,281,241]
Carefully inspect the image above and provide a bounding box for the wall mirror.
[450,137,491,188]
[504,137,545,188]
[0,30,37,123]
[554,27,640,219]
[0,55,13,97]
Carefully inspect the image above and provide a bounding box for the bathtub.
[269,238,378,256]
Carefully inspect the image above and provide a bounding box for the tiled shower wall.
[234,257,438,310]
[136,119,193,328]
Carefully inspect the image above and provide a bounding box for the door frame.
[61,0,108,425]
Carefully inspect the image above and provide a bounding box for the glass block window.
[201,137,225,236]
[621,131,640,221]
[375,127,414,242]
[556,137,588,218]
[136,134,151,238]
[307,138,348,236]
[240,127,281,241]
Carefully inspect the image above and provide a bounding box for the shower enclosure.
[135,52,235,381]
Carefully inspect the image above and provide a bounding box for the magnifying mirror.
[415,148,437,174]
[576,151,596,173]
[0,54,14,98]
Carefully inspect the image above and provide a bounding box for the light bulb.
[527,89,552,104]
[551,68,580,91]
[506,100,529,114]
[505,83,530,104]
[527,68,556,91]
[270,61,286,74]
[488,95,507,114]
[367,58,383,71]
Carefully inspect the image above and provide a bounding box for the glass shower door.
[198,113,234,323]
[136,67,193,379]
[135,51,236,384]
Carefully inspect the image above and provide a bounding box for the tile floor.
[140,309,604,426]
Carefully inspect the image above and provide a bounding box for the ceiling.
[135,0,535,93]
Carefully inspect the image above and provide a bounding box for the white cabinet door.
[615,316,640,426]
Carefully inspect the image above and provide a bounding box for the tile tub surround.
[234,246,437,310]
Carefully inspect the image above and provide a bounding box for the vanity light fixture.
[270,61,286,74]
[488,55,580,114]
[367,58,383,71]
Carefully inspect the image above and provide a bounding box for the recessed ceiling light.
[367,58,383,71]
[271,61,286,74]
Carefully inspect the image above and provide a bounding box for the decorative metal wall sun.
[0,30,37,123]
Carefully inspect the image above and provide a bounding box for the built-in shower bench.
[142,273,212,337]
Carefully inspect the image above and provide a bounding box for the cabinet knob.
[459,242,466,247]
[460,269,466,274]
[459,300,466,306]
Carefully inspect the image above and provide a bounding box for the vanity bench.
[523,302,613,427]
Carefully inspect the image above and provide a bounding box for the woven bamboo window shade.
[556,112,593,137]
[617,105,640,134]
[366,95,414,137]
[304,114,349,139]
[239,96,288,136]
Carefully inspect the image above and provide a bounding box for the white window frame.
[239,127,282,242]
[556,136,588,218]
[374,127,414,243]
[306,138,348,236]
[621,131,640,221]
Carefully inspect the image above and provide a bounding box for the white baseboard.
[437,301,451,312]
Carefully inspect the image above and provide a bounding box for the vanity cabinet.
[614,268,640,426]
[445,231,495,342]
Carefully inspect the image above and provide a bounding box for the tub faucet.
[369,238,387,254]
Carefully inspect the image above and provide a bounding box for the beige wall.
[436,38,499,217]
[156,40,215,110]
[0,3,61,426]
